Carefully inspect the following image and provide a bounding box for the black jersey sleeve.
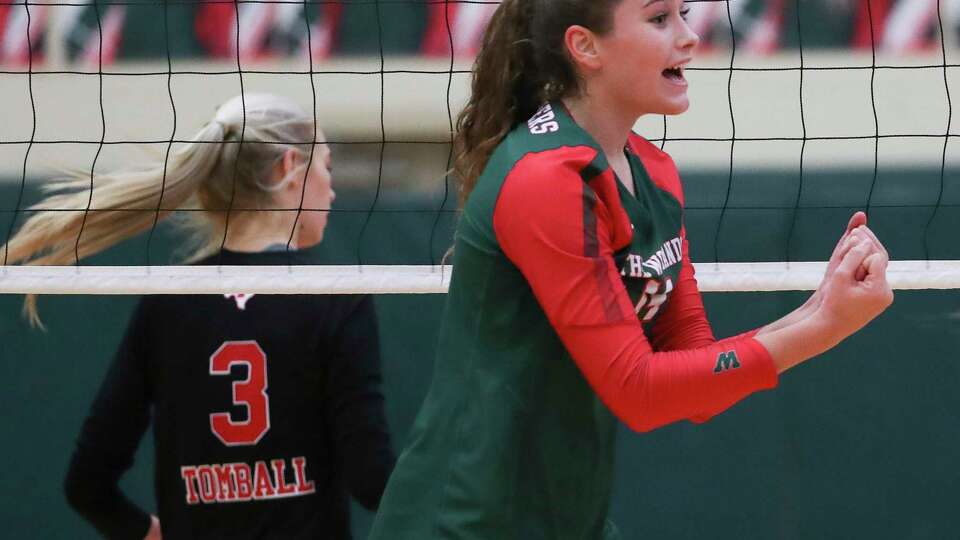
[64,300,152,540]
[324,295,395,510]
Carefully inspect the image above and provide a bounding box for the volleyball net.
[0,0,958,295]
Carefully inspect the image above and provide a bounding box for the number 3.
[209,341,270,446]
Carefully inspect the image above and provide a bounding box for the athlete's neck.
[220,212,302,253]
[223,237,300,253]
[561,96,639,163]
[562,96,640,196]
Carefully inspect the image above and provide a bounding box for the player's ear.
[281,148,302,178]
[278,148,308,195]
[565,25,602,73]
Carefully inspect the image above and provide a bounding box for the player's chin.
[297,220,327,248]
[298,232,324,249]
[657,96,690,116]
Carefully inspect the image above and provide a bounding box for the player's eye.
[680,7,690,20]
[650,13,668,25]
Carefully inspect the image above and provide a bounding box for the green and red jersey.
[370,103,779,539]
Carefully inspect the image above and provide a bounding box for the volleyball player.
[2,94,395,539]
[369,1,894,538]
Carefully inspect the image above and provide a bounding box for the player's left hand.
[812,211,888,307]
[815,238,894,342]
[755,212,889,338]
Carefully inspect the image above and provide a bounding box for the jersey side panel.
[371,106,620,540]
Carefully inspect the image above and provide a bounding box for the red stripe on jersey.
[582,182,625,323]
[584,167,633,251]
[495,146,636,328]
[583,159,634,323]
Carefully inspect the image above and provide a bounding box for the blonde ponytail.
[2,93,317,327]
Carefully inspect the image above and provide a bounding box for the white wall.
[0,50,956,186]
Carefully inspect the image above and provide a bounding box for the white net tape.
[2,261,958,295]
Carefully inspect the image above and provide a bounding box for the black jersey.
[64,249,395,540]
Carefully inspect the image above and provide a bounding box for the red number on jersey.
[209,341,270,446]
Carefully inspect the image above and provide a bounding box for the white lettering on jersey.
[640,236,684,278]
[620,237,684,279]
[224,293,255,310]
[620,236,683,321]
[527,103,560,135]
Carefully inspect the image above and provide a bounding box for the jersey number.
[209,341,270,446]
[634,277,674,322]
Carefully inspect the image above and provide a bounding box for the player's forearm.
[754,293,817,338]
[347,442,396,510]
[64,485,151,540]
[64,453,151,540]
[629,338,777,431]
[754,315,838,374]
[563,324,778,433]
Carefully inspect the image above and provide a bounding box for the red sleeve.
[645,229,766,424]
[493,148,778,432]
[648,233,764,349]
[629,135,716,351]
[636,139,761,353]
[647,230,716,350]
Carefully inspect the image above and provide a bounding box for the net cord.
[2,261,958,295]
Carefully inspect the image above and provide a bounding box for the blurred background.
[1,1,959,538]
[0,0,956,64]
